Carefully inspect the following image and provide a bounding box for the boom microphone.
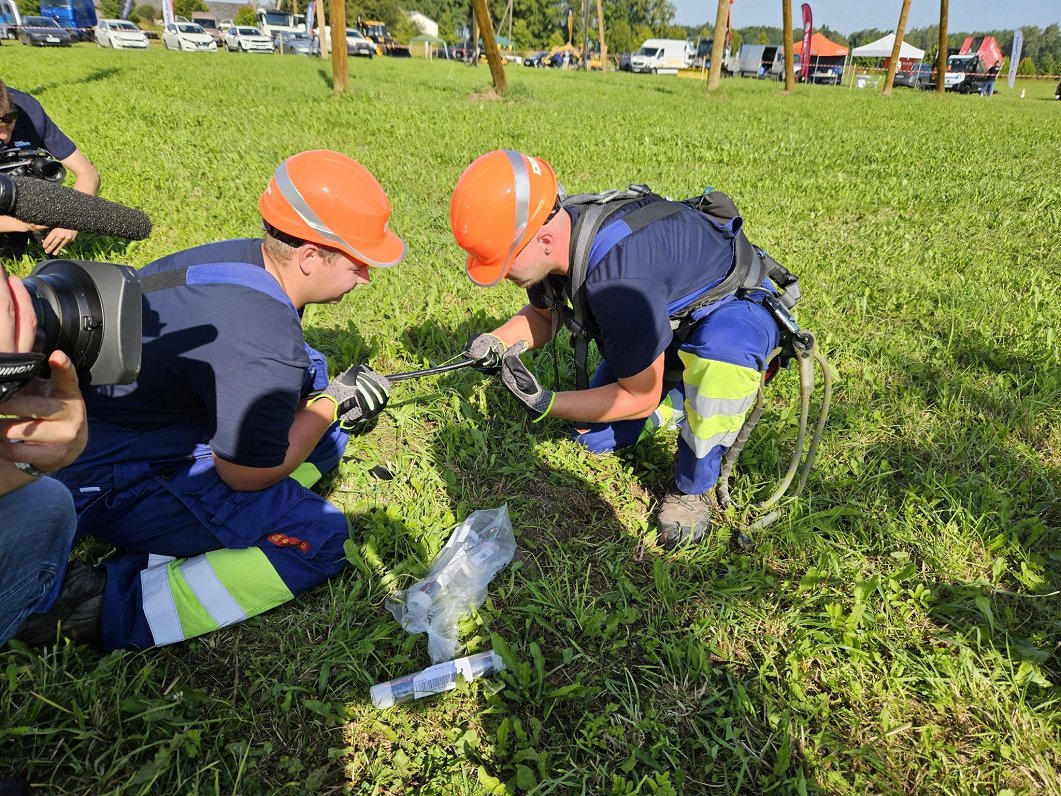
[0,173,152,240]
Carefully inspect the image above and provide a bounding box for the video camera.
[0,173,150,403]
[0,146,67,184]
[0,260,142,402]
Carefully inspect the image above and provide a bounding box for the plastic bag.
[386,505,515,663]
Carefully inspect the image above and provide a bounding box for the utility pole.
[472,0,507,93]
[328,0,347,91]
[937,0,948,94]
[581,0,589,71]
[782,0,795,91]
[707,0,728,89]
[595,0,607,72]
[315,0,327,58]
[882,0,911,96]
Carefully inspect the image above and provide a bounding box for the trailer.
[735,44,780,78]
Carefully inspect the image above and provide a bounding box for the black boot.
[12,561,105,647]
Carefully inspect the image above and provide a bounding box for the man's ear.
[296,243,320,276]
[537,230,553,256]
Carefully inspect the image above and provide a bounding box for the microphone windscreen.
[9,175,152,240]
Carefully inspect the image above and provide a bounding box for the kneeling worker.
[451,150,781,547]
[15,150,405,650]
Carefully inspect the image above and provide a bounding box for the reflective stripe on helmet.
[478,149,533,288]
[274,160,381,264]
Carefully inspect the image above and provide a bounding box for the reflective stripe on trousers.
[142,549,294,646]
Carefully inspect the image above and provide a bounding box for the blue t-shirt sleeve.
[588,276,672,378]
[10,89,76,160]
[210,355,304,468]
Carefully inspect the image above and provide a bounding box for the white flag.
[1007,29,1023,90]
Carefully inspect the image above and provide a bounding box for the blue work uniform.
[55,240,351,650]
[1,87,78,259]
[528,200,779,495]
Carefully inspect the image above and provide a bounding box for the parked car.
[17,16,73,46]
[191,13,222,47]
[893,62,933,89]
[95,18,148,49]
[523,51,547,67]
[162,22,216,51]
[224,25,273,52]
[273,30,316,55]
[345,27,374,57]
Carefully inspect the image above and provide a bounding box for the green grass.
[0,45,1058,795]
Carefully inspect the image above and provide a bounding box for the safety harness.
[541,185,834,525]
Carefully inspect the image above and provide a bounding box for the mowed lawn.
[0,45,1058,795]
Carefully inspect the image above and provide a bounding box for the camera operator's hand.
[40,227,77,256]
[0,275,87,483]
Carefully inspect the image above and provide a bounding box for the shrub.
[234,6,257,26]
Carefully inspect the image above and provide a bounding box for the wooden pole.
[471,0,507,93]
[707,0,728,90]
[782,0,795,91]
[595,0,607,72]
[882,0,911,96]
[581,0,589,71]
[328,0,347,91]
[315,0,327,58]
[937,0,948,94]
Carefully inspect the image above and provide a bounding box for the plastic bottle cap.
[370,683,394,710]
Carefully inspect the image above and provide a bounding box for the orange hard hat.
[259,150,405,268]
[449,150,558,287]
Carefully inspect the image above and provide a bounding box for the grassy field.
[0,45,1058,795]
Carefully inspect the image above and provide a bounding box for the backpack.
[540,185,808,391]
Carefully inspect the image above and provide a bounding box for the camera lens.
[22,266,104,372]
[28,157,66,183]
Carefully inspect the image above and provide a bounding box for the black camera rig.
[0,146,67,184]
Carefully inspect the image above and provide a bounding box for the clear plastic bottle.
[404,540,501,618]
[370,649,506,710]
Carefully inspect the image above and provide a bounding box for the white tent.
[851,33,925,60]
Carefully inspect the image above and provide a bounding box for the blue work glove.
[499,341,554,422]
[463,332,507,373]
[316,365,391,428]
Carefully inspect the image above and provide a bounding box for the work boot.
[13,562,105,648]
[656,487,713,548]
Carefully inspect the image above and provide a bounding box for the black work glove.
[317,365,391,428]
[463,332,507,373]
[499,341,554,422]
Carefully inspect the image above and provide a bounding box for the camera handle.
[0,351,46,402]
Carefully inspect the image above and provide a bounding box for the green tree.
[509,17,529,49]
[728,28,741,55]
[391,12,416,44]
[97,0,121,19]
[1016,55,1036,76]
[234,6,257,26]
[133,3,157,23]
[173,0,206,20]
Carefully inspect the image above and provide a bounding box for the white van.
[629,38,694,74]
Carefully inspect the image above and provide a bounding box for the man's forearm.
[549,382,659,424]
[492,304,554,350]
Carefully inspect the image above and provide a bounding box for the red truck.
[929,36,1003,93]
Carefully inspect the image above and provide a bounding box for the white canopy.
[851,33,925,60]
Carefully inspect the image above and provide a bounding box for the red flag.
[800,3,813,81]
